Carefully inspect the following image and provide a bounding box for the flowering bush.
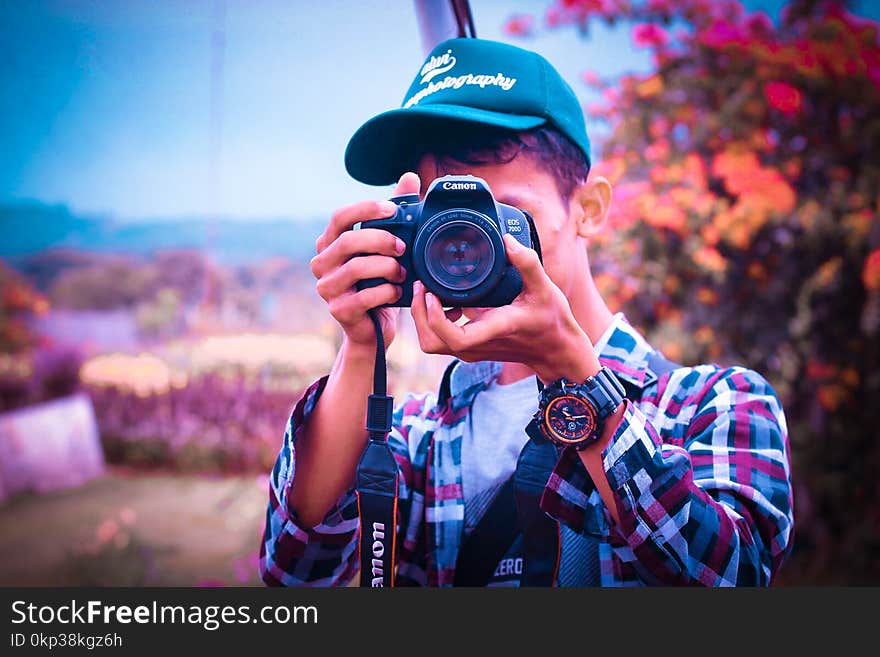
[509,0,880,583]
[78,333,339,473]
[0,347,83,412]
[89,375,295,474]
[0,260,48,354]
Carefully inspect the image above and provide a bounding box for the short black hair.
[416,125,591,201]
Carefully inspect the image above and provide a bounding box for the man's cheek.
[540,259,564,288]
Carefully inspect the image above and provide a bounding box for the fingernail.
[394,285,403,298]
[398,265,407,281]
[504,234,519,253]
[380,201,398,215]
[426,292,436,307]
[395,238,406,254]
[413,280,423,294]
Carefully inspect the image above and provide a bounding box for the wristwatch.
[526,366,627,450]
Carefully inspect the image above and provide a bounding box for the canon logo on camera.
[442,181,477,190]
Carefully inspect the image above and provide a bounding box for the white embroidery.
[420,49,457,83]
[404,72,518,108]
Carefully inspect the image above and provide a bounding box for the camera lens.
[424,221,495,291]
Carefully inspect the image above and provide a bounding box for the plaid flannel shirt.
[259,314,794,586]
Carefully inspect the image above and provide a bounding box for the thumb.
[393,171,421,198]
[503,233,547,293]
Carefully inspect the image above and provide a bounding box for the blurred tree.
[153,250,209,306]
[507,0,880,583]
[135,288,184,339]
[0,259,48,353]
[49,258,157,310]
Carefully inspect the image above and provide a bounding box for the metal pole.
[201,0,226,321]
[413,0,460,56]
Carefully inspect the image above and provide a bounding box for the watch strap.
[583,366,626,418]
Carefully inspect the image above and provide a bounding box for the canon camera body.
[354,175,534,307]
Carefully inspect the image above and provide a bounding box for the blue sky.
[0,1,875,220]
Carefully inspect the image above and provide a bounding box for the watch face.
[543,394,598,445]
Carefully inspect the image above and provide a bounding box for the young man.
[259,38,794,586]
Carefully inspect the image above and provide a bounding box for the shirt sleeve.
[258,377,437,587]
[540,366,794,586]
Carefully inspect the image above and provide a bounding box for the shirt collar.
[594,312,658,390]
[448,360,502,408]
[447,312,659,403]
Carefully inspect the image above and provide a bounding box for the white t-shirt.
[461,374,538,586]
[462,374,538,531]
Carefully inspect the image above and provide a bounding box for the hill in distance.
[0,202,326,266]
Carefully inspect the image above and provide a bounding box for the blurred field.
[0,468,267,586]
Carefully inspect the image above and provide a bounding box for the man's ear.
[571,175,613,238]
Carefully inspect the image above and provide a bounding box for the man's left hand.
[411,234,601,383]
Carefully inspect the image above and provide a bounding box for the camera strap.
[355,310,398,587]
[355,210,546,587]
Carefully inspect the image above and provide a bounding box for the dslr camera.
[354,175,535,307]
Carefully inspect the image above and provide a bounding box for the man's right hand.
[310,172,421,349]
[292,172,421,528]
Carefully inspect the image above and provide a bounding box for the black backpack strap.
[437,359,461,407]
[453,477,518,586]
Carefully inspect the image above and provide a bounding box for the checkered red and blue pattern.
[259,315,793,586]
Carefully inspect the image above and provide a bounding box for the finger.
[411,281,448,355]
[316,199,399,254]
[503,233,549,296]
[328,284,402,325]
[393,171,421,198]
[424,292,464,350]
[316,255,406,301]
[311,228,405,278]
[426,292,517,351]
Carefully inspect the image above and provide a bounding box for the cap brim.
[344,104,546,186]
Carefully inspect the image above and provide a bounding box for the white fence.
[0,393,105,503]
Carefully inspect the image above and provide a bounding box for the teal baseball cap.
[344,37,591,186]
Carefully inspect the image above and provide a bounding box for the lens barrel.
[412,208,506,305]
[424,220,495,291]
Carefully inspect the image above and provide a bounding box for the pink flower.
[869,64,880,90]
[746,11,774,36]
[699,20,749,48]
[646,0,673,14]
[546,5,564,27]
[863,249,880,291]
[560,0,608,15]
[503,14,534,37]
[581,69,601,86]
[632,23,669,49]
[764,81,803,116]
[715,0,745,22]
